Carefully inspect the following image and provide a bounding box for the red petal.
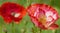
[48,24,58,30]
[2,15,12,24]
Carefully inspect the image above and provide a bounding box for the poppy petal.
[48,24,58,30]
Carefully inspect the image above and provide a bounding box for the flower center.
[11,12,20,18]
[38,14,46,25]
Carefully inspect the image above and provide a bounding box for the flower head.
[27,4,59,30]
[0,2,26,24]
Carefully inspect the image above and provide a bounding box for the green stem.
[2,24,7,33]
[12,22,15,33]
[40,29,42,33]
[32,28,35,33]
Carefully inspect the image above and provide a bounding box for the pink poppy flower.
[27,4,59,30]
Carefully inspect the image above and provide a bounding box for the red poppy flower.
[0,2,26,24]
[27,4,59,30]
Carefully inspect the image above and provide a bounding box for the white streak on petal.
[47,17,52,21]
[46,11,53,17]
[53,14,57,20]
[14,13,20,18]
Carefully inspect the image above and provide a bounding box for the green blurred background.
[0,0,60,33]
